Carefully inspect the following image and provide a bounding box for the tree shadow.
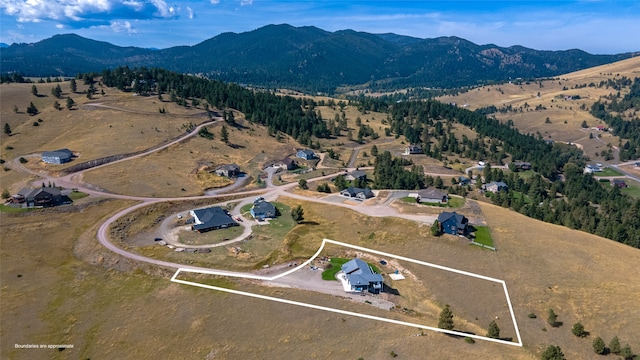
[227,143,245,149]
[299,220,319,225]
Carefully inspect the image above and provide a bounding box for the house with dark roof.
[437,211,469,235]
[512,161,532,170]
[410,187,448,204]
[611,179,628,188]
[296,149,317,160]
[404,144,423,155]
[483,181,508,193]
[190,206,238,233]
[41,149,74,164]
[13,187,65,207]
[345,170,367,181]
[341,258,383,294]
[340,187,374,199]
[458,176,471,185]
[250,200,277,220]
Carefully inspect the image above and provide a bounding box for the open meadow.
[437,56,640,161]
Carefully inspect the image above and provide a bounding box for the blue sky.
[1,1,639,54]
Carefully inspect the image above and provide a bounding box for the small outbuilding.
[404,144,423,155]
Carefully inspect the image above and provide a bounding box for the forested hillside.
[0,24,633,93]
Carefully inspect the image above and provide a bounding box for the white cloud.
[210,0,220,4]
[0,0,176,23]
[186,6,194,19]
[110,20,136,33]
[240,0,253,6]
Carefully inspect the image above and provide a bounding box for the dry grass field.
[438,57,640,161]
[2,195,639,359]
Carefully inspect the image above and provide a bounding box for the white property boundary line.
[171,238,522,347]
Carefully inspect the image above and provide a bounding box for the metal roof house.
[296,149,317,160]
[437,211,469,235]
[345,170,367,181]
[341,258,383,294]
[41,149,73,164]
[250,200,277,220]
[410,187,448,204]
[190,206,238,233]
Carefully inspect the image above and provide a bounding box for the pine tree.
[438,304,454,330]
[609,336,621,355]
[1,188,10,199]
[31,84,38,96]
[298,179,308,190]
[291,205,304,223]
[620,344,634,360]
[220,125,229,144]
[70,78,77,92]
[592,336,605,355]
[431,220,441,236]
[4,123,11,136]
[547,309,558,327]
[26,102,38,116]
[371,144,378,156]
[571,322,586,337]
[540,345,565,360]
[487,320,500,339]
[66,97,75,110]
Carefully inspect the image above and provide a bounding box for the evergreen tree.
[291,205,304,223]
[371,144,378,156]
[620,344,634,360]
[609,336,621,355]
[220,125,229,144]
[1,188,10,199]
[540,345,565,360]
[437,304,454,330]
[4,123,11,136]
[66,97,75,110]
[53,100,62,110]
[431,220,441,236]
[31,84,38,96]
[571,322,586,337]
[592,336,605,355]
[70,78,77,92]
[298,179,308,190]
[547,309,558,327]
[51,84,62,98]
[26,102,38,116]
[487,320,500,339]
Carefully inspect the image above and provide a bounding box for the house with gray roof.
[410,187,448,204]
[340,187,374,199]
[41,149,74,164]
[345,170,367,181]
[190,206,238,233]
[250,200,277,220]
[404,144,423,155]
[437,211,469,235]
[341,258,383,294]
[482,181,508,193]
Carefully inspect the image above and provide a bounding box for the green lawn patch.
[511,191,533,204]
[68,190,89,200]
[472,226,494,247]
[321,257,350,280]
[621,180,640,199]
[0,204,32,213]
[400,196,465,208]
[597,167,623,177]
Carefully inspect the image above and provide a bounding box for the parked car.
[379,260,388,266]
[154,237,163,241]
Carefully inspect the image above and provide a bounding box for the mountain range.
[1,24,635,93]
